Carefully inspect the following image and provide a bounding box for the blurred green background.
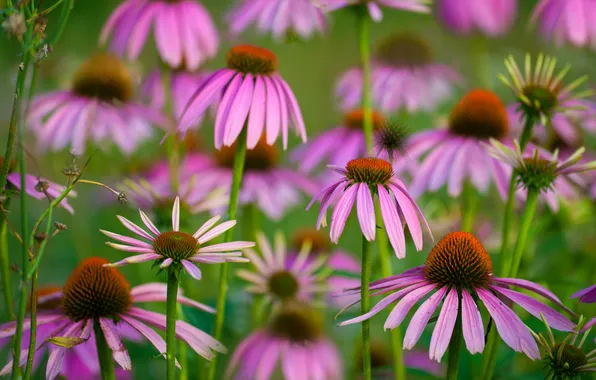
[1,0,596,379]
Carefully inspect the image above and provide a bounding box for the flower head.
[317,0,430,22]
[436,0,517,36]
[102,197,253,280]
[179,45,306,149]
[227,301,342,380]
[307,157,431,258]
[339,232,575,362]
[100,0,218,70]
[28,53,165,154]
[531,0,596,49]
[226,0,326,40]
[374,118,409,162]
[0,258,224,379]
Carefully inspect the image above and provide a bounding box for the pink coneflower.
[571,285,596,342]
[100,0,218,70]
[227,0,326,40]
[102,196,253,280]
[0,258,225,379]
[317,0,429,22]
[531,0,596,48]
[179,45,306,149]
[307,157,431,258]
[27,54,165,155]
[435,0,517,36]
[226,302,342,380]
[339,232,575,362]
[185,138,318,220]
[409,89,513,199]
[336,33,462,113]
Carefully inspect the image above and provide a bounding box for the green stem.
[177,306,188,380]
[361,236,372,380]
[206,129,248,380]
[94,320,116,380]
[470,36,490,88]
[48,0,73,48]
[166,268,179,380]
[461,182,477,233]
[508,187,540,279]
[242,203,259,242]
[446,299,463,380]
[357,5,373,155]
[0,205,14,320]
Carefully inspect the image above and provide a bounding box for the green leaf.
[47,336,87,348]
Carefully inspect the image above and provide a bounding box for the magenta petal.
[492,277,574,315]
[429,287,459,362]
[384,283,437,330]
[100,318,131,370]
[377,184,406,258]
[461,289,484,354]
[223,73,254,147]
[403,286,448,350]
[329,184,358,243]
[214,73,243,148]
[247,75,267,149]
[264,76,281,145]
[356,184,376,241]
[181,260,202,280]
[119,315,180,368]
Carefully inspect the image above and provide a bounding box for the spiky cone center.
[344,109,384,130]
[449,89,509,140]
[374,33,433,68]
[375,119,408,159]
[226,45,278,75]
[345,157,393,186]
[268,270,300,299]
[424,232,493,290]
[72,53,133,103]
[291,228,330,254]
[548,344,588,377]
[27,285,62,311]
[517,157,558,191]
[215,137,279,171]
[62,257,132,321]
[269,302,322,342]
[153,231,199,261]
[521,85,559,117]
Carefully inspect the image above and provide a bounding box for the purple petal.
[106,253,161,267]
[384,284,437,330]
[356,184,376,241]
[492,277,575,315]
[377,185,406,258]
[100,318,131,370]
[429,287,459,362]
[330,184,358,243]
[403,286,448,350]
[461,289,484,354]
[119,315,180,367]
[181,260,202,280]
[223,73,254,147]
[117,216,154,241]
[247,75,266,149]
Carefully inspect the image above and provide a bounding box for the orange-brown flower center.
[345,157,393,186]
[153,231,198,261]
[215,138,279,171]
[226,45,278,75]
[448,89,509,139]
[344,109,384,130]
[62,257,132,321]
[72,53,133,103]
[291,228,330,254]
[374,33,433,68]
[424,232,493,290]
[268,302,322,342]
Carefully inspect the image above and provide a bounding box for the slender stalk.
[356,5,373,154]
[461,181,477,233]
[177,306,188,380]
[166,269,179,380]
[361,236,372,380]
[0,204,14,320]
[160,67,180,194]
[470,36,490,88]
[446,300,463,380]
[206,129,248,380]
[508,187,540,279]
[242,203,259,242]
[94,320,116,380]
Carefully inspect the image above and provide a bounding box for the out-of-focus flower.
[226,0,326,40]
[409,89,513,199]
[226,302,342,379]
[317,0,430,22]
[2,13,26,39]
[572,284,596,304]
[307,157,431,258]
[336,33,462,113]
[435,0,517,36]
[179,45,306,149]
[100,0,218,70]
[102,197,253,280]
[0,258,225,379]
[358,341,445,378]
[28,54,165,155]
[531,0,596,48]
[340,232,575,362]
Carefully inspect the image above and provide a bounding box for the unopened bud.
[54,222,67,231]
[35,232,47,243]
[117,192,128,204]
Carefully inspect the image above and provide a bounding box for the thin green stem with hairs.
[206,128,248,380]
[166,268,180,380]
[361,236,372,380]
[0,201,14,320]
[94,320,116,380]
[356,5,373,154]
[177,304,188,380]
[508,187,540,278]
[461,181,478,233]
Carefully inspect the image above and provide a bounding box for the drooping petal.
[403,286,448,350]
[384,284,438,330]
[181,260,202,280]
[461,289,484,354]
[377,185,405,258]
[356,183,376,241]
[429,287,459,362]
[330,184,358,243]
[100,318,131,370]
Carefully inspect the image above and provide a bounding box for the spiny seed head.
[374,33,433,68]
[268,301,322,342]
[517,156,558,191]
[449,89,509,140]
[268,270,299,299]
[375,119,409,162]
[62,257,132,321]
[546,344,588,380]
[344,109,384,130]
[72,53,133,103]
[153,231,199,261]
[424,232,493,290]
[345,157,394,186]
[521,85,559,118]
[226,45,278,75]
[215,137,279,171]
[28,285,62,311]
[291,228,330,254]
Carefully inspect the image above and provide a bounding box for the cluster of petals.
[531,0,596,48]
[317,0,430,22]
[436,0,517,36]
[6,173,77,214]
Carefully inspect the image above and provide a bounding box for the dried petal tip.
[226,45,278,75]
[72,53,133,103]
[344,109,384,130]
[449,89,509,139]
[374,33,433,68]
[346,157,393,186]
[269,302,322,342]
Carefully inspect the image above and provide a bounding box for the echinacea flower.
[100,0,218,70]
[409,89,513,199]
[226,0,326,40]
[307,157,431,258]
[178,45,306,149]
[2,157,77,214]
[102,196,253,280]
[27,53,165,155]
[237,231,329,308]
[182,138,318,220]
[336,33,462,113]
[226,302,343,380]
[0,258,225,379]
[339,232,576,362]
[317,0,430,22]
[435,0,517,36]
[531,0,596,49]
